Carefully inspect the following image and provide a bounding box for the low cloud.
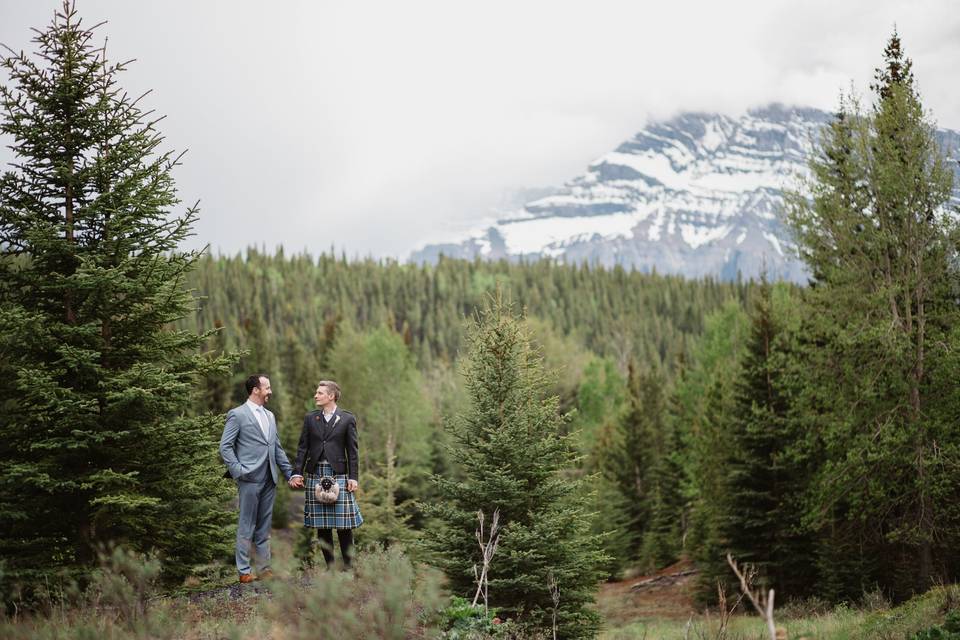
[2,0,959,257]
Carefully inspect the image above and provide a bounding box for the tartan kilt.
[303,462,363,529]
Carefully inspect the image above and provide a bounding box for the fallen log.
[630,568,698,591]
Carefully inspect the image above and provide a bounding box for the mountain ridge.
[411,104,960,282]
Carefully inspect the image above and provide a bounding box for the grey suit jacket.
[219,403,294,485]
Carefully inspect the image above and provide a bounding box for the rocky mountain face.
[411,105,960,282]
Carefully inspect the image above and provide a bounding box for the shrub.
[265,544,445,640]
[777,595,833,620]
[859,586,891,613]
[87,546,161,626]
[855,585,960,640]
[912,611,960,640]
[436,596,521,639]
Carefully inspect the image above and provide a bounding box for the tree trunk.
[918,538,933,587]
[65,182,76,324]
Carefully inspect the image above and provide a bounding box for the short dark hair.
[245,374,267,396]
[317,380,341,402]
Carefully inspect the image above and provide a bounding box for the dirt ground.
[596,559,700,626]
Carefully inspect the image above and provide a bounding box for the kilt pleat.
[304,462,363,529]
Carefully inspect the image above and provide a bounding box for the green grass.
[601,609,865,640]
[600,584,960,639]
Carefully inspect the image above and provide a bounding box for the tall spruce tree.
[579,358,633,578]
[787,32,960,596]
[596,363,682,572]
[0,3,234,596]
[675,302,749,603]
[597,363,657,555]
[717,279,815,598]
[586,463,635,580]
[425,294,606,639]
[637,430,683,573]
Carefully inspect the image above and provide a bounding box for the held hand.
[346,479,358,492]
[288,476,304,489]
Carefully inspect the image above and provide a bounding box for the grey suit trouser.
[235,462,276,575]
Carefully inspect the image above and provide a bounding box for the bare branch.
[548,570,560,640]
[472,508,501,616]
[726,554,781,640]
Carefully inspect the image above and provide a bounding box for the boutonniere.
[334,414,341,425]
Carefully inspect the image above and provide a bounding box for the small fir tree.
[0,3,234,597]
[425,294,606,639]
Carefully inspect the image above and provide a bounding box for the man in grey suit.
[219,374,297,582]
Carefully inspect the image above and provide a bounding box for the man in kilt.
[290,380,363,568]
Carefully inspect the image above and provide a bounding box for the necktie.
[256,407,269,439]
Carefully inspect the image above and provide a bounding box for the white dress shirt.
[246,400,270,439]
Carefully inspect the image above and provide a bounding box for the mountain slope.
[412,105,960,282]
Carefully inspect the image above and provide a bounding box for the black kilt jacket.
[293,408,359,481]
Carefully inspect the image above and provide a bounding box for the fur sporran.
[314,476,340,504]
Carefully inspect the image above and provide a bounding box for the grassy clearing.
[600,610,865,640]
[599,583,960,639]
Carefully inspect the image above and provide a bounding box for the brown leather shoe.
[259,569,275,581]
[239,573,255,584]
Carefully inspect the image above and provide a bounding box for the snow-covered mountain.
[411,105,960,282]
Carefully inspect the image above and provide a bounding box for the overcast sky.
[2,0,960,258]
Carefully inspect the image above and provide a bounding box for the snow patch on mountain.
[410,105,960,281]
